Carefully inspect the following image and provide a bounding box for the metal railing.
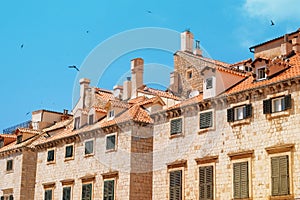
[3,120,32,134]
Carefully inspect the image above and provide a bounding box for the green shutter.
[170,118,182,135]
[63,187,71,200]
[263,99,272,114]
[227,108,234,122]
[245,104,252,118]
[233,162,248,199]
[199,166,213,200]
[170,170,182,200]
[284,94,292,110]
[271,156,289,196]
[82,183,92,200]
[200,112,213,129]
[103,180,115,200]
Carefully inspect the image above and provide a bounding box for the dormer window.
[109,110,115,118]
[88,114,94,125]
[17,135,23,144]
[74,117,80,130]
[0,139,3,148]
[257,67,266,80]
[206,78,213,89]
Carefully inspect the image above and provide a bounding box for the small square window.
[65,145,74,158]
[85,140,94,155]
[106,135,116,151]
[234,106,245,121]
[47,149,55,162]
[263,94,292,114]
[199,111,213,129]
[257,68,266,80]
[6,159,13,171]
[109,110,115,118]
[227,104,252,122]
[206,78,213,89]
[74,117,80,130]
[89,115,94,125]
[17,135,22,144]
[272,97,284,113]
[170,118,182,135]
[187,71,192,79]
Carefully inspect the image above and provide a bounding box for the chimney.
[281,34,293,56]
[113,85,123,99]
[292,34,300,53]
[170,71,179,94]
[123,77,132,100]
[131,58,144,98]
[79,78,90,109]
[193,40,202,56]
[181,30,194,52]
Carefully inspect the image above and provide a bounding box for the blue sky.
[0,0,300,131]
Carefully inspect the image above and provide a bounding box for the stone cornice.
[265,143,294,154]
[195,155,218,165]
[167,159,187,169]
[228,150,254,160]
[101,171,119,179]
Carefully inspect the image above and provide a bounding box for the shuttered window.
[0,196,3,200]
[170,118,182,135]
[169,170,182,200]
[227,104,252,122]
[6,160,13,171]
[263,95,292,114]
[85,141,94,155]
[47,150,55,162]
[82,183,92,200]
[44,189,53,200]
[9,195,13,200]
[63,187,71,200]
[106,135,116,151]
[89,115,94,125]
[65,145,73,158]
[200,112,213,129]
[233,162,249,199]
[103,180,115,200]
[271,156,289,196]
[199,166,213,200]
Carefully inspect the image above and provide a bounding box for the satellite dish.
[189,90,199,98]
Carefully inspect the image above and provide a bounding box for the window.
[44,189,53,200]
[206,78,213,89]
[233,162,249,199]
[103,180,115,200]
[106,135,116,151]
[16,135,22,144]
[0,139,4,148]
[108,110,114,118]
[85,140,94,155]
[199,166,213,200]
[63,186,72,200]
[187,71,192,79]
[227,104,252,122]
[271,155,289,196]
[170,118,182,135]
[74,117,80,130]
[263,95,292,114]
[9,195,13,200]
[82,183,92,200]
[88,115,94,125]
[47,149,55,162]
[257,67,266,80]
[65,145,74,158]
[6,160,13,171]
[169,170,182,200]
[200,111,213,129]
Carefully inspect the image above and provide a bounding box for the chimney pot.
[181,31,194,52]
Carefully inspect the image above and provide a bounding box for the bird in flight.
[270,20,275,26]
[25,112,30,116]
[146,10,152,14]
[20,44,24,48]
[68,65,80,71]
[86,30,89,33]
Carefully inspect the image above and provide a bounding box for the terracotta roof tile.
[138,86,181,100]
[168,94,203,110]
[128,96,147,104]
[0,134,17,139]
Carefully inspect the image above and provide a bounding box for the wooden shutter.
[200,112,213,129]
[104,180,115,200]
[170,170,182,200]
[271,156,289,196]
[227,108,234,122]
[82,183,92,200]
[263,99,272,114]
[170,118,182,135]
[199,166,213,200]
[244,104,252,118]
[233,162,248,199]
[284,94,292,110]
[63,187,71,200]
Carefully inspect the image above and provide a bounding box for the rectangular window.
[63,186,71,200]
[106,135,116,151]
[169,170,182,200]
[85,140,94,155]
[271,155,289,196]
[74,117,80,130]
[65,145,74,158]
[103,180,115,200]
[88,115,94,125]
[9,195,13,200]
[6,159,13,171]
[206,78,213,89]
[199,166,213,200]
[170,118,182,135]
[200,111,213,129]
[44,189,53,200]
[227,104,252,122]
[187,71,192,79]
[263,95,292,114]
[109,110,114,118]
[82,183,92,200]
[47,149,55,162]
[257,68,266,80]
[17,135,22,144]
[233,162,249,199]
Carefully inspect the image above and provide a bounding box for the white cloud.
[243,0,300,21]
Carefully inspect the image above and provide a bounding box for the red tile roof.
[138,86,181,100]
[168,94,203,110]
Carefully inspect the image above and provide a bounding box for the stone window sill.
[266,110,290,119]
[64,157,74,162]
[47,161,56,165]
[198,127,215,134]
[169,133,184,139]
[269,195,293,200]
[84,153,94,158]
[5,170,13,174]
[230,118,251,126]
[106,149,117,153]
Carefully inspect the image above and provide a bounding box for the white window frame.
[46,148,56,164]
[81,181,93,200]
[103,178,116,200]
[108,110,115,119]
[62,185,73,200]
[257,67,266,80]
[234,106,245,121]
[106,133,117,152]
[206,78,213,89]
[169,116,184,137]
[84,139,94,156]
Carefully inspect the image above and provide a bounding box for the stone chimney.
[194,40,202,56]
[292,34,300,53]
[181,30,194,52]
[79,78,90,109]
[131,58,144,98]
[281,34,293,56]
[170,71,179,94]
[123,77,132,100]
